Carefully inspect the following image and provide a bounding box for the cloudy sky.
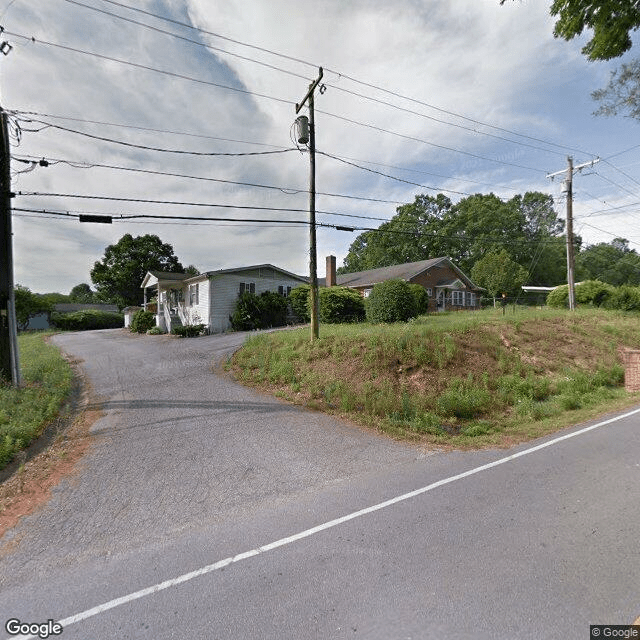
[3,0,640,294]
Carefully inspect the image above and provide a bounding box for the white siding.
[184,278,210,326]
[208,270,306,334]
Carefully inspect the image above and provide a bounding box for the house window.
[467,292,476,307]
[452,290,464,306]
[277,285,292,297]
[240,282,255,295]
[425,288,432,296]
[189,284,199,306]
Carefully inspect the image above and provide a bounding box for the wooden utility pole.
[295,68,324,341]
[565,156,576,311]
[547,156,599,311]
[0,106,19,384]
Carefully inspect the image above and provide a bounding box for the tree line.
[339,191,640,299]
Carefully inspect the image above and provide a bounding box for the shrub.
[129,309,155,333]
[366,279,418,323]
[230,290,289,331]
[172,324,206,337]
[289,285,310,323]
[408,283,430,315]
[546,285,569,308]
[318,287,365,324]
[147,326,164,335]
[603,285,640,311]
[50,309,124,331]
[575,280,614,307]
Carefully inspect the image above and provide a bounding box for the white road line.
[8,406,640,640]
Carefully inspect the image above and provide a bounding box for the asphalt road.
[1,328,639,640]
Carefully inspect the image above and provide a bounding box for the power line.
[59,0,576,159]
[12,198,393,222]
[14,116,298,156]
[9,110,287,149]
[5,30,293,106]
[76,0,592,158]
[318,151,473,196]
[316,109,547,173]
[11,110,521,192]
[13,206,569,245]
[11,155,405,204]
[5,31,550,174]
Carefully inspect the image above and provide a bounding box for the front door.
[436,289,446,312]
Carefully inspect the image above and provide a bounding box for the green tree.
[471,250,528,305]
[576,237,640,286]
[69,283,95,303]
[14,285,52,330]
[502,1,640,119]
[90,234,184,308]
[500,0,640,60]
[340,192,566,285]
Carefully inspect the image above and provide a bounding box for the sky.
[3,0,640,294]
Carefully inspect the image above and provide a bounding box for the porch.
[141,271,191,333]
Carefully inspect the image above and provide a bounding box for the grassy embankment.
[228,308,640,448]
[0,333,72,469]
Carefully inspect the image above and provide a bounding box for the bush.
[546,285,569,308]
[603,285,640,311]
[318,287,365,324]
[147,326,164,335]
[289,285,310,323]
[230,291,288,331]
[50,309,124,331]
[172,324,206,337]
[408,283,430,315]
[575,280,614,306]
[366,279,417,323]
[129,309,156,333]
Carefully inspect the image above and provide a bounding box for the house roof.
[142,265,308,288]
[198,264,308,283]
[322,257,482,291]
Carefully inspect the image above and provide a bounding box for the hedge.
[50,309,124,331]
[230,291,288,331]
[318,287,365,323]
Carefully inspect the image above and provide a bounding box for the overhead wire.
[72,0,592,158]
[4,30,551,174]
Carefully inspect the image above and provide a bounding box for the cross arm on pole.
[295,67,323,114]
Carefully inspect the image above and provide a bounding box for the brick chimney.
[326,255,337,287]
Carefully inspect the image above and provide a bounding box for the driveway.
[1,329,639,639]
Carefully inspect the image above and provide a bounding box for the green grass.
[228,307,640,448]
[0,332,73,470]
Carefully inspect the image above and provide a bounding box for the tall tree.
[339,194,453,274]
[339,192,566,285]
[91,234,184,308]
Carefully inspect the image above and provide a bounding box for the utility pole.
[295,67,324,341]
[0,106,19,384]
[547,156,599,311]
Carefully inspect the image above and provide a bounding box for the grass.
[227,307,640,448]
[0,332,73,470]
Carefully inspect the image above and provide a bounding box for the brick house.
[321,256,483,312]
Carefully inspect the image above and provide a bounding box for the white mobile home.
[141,264,308,334]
